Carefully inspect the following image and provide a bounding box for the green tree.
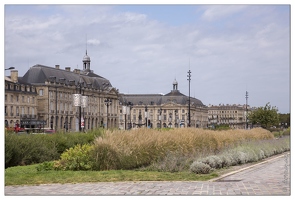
[248,103,280,128]
[279,113,290,128]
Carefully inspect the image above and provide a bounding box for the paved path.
[5,152,290,196]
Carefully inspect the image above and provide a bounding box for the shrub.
[199,155,222,169]
[5,130,104,168]
[219,153,236,167]
[190,161,212,174]
[54,144,95,171]
[145,151,194,172]
[36,161,55,171]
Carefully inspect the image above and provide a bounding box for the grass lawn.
[5,164,218,186]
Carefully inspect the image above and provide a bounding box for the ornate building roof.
[119,79,205,107]
[20,64,112,90]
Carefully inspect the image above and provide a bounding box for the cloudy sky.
[3,2,291,113]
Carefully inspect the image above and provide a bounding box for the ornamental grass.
[92,128,273,170]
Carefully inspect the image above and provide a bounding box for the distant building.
[207,104,252,129]
[5,70,39,131]
[5,51,119,132]
[118,79,208,129]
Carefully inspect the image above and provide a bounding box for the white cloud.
[201,5,247,21]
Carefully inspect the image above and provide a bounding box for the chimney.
[74,69,80,74]
[55,65,60,69]
[65,67,71,72]
[11,70,18,83]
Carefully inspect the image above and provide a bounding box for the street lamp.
[5,67,15,70]
[159,108,162,128]
[104,98,112,129]
[145,105,148,128]
[245,91,249,129]
[187,69,191,127]
[128,102,133,129]
[72,78,88,132]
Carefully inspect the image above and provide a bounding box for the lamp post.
[145,105,148,128]
[187,69,191,127]
[159,108,162,128]
[123,103,127,130]
[245,91,249,129]
[128,102,133,129]
[169,112,172,128]
[175,110,178,128]
[104,98,112,129]
[72,78,88,132]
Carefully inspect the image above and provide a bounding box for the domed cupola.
[83,50,91,71]
[173,78,178,91]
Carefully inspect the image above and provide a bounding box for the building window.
[10,106,13,116]
[16,95,19,102]
[5,95,7,101]
[32,97,35,104]
[16,107,19,116]
[27,107,30,114]
[39,89,43,96]
[182,109,185,113]
[32,107,35,115]
[22,96,25,103]
[10,95,13,103]
[27,97,30,103]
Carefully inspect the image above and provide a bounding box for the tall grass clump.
[90,128,273,170]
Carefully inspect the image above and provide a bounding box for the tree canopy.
[248,103,280,128]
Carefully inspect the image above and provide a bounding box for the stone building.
[207,104,250,129]
[118,79,208,129]
[5,70,40,131]
[12,51,119,132]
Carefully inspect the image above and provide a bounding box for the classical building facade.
[118,79,208,129]
[5,51,119,132]
[207,104,251,129]
[5,71,39,130]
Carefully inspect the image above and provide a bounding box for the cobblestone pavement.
[5,152,290,196]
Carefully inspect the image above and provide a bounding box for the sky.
[3,1,292,114]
